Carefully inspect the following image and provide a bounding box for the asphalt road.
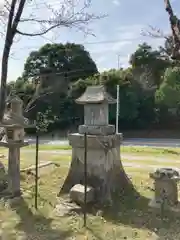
[25,137,180,148]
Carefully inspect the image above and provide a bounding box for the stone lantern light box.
[76,85,116,135]
[0,96,30,143]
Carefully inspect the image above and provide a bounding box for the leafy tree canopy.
[130,43,170,88]
[22,42,98,83]
[156,67,180,108]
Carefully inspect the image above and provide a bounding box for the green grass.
[1,148,180,239]
[121,145,180,156]
[24,143,180,156]
[26,144,72,150]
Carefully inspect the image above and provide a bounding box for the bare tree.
[164,0,180,59]
[0,0,104,120]
[141,0,180,60]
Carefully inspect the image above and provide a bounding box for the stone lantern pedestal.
[0,141,28,196]
[59,85,129,204]
[149,168,180,214]
[0,96,32,197]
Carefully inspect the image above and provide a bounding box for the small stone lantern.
[76,85,116,135]
[149,168,180,210]
[0,96,31,196]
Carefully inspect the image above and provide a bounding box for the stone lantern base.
[149,168,180,215]
[59,133,126,204]
[0,141,29,197]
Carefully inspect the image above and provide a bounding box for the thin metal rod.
[118,54,120,69]
[116,85,120,134]
[35,134,39,209]
[83,132,87,227]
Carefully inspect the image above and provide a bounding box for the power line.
[3,37,141,52]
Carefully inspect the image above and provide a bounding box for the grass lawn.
[0,147,180,239]
[24,143,180,156]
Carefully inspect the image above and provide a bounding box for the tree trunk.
[0,0,18,121]
[59,134,139,205]
[0,44,11,121]
[164,0,180,59]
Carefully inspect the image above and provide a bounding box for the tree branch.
[141,1,180,60]
[16,0,106,37]
[141,25,169,40]
[11,0,26,37]
[16,23,62,36]
[24,91,54,113]
[17,14,103,37]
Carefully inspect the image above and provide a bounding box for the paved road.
[25,137,180,148]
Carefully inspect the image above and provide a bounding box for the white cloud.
[112,0,121,6]
[117,24,144,39]
[91,23,166,72]
[96,56,106,64]
[111,41,131,52]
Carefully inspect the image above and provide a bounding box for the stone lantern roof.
[75,85,116,104]
[0,96,31,128]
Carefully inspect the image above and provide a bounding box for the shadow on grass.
[101,192,180,239]
[150,148,180,156]
[162,149,180,155]
[9,197,72,240]
[66,189,180,239]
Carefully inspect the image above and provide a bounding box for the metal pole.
[35,133,39,209]
[118,54,120,69]
[116,85,120,134]
[83,132,87,227]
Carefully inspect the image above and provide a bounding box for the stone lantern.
[59,85,123,204]
[149,168,180,212]
[0,96,31,197]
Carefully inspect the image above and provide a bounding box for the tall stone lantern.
[0,96,31,197]
[60,85,124,204]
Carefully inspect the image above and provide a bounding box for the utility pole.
[116,54,120,134]
[117,54,120,69]
[116,85,119,134]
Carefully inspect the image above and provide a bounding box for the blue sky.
[0,0,179,82]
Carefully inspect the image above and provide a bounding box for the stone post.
[8,146,20,196]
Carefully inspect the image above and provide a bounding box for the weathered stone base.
[78,124,115,135]
[59,133,134,204]
[149,199,180,215]
[68,133,122,149]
